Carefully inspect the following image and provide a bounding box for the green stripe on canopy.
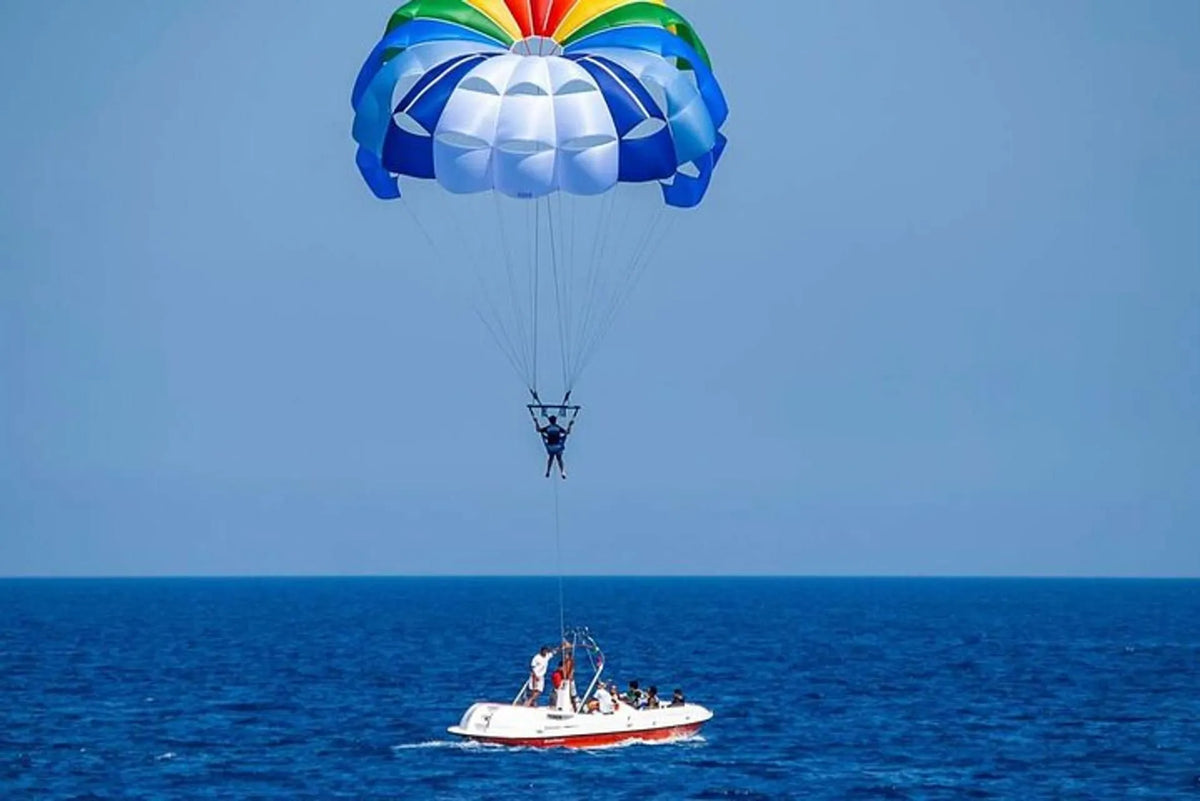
[561,3,711,68]
[385,0,514,46]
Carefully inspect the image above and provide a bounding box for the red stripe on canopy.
[530,0,554,35]
[504,0,535,37]
[543,0,576,38]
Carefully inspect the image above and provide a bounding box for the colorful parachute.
[352,0,728,209]
[351,0,728,394]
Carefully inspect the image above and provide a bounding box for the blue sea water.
[1,577,1198,799]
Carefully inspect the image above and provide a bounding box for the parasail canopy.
[351,0,729,394]
[352,0,728,209]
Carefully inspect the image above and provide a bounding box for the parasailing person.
[536,414,574,479]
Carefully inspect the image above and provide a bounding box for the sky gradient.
[1,1,1198,577]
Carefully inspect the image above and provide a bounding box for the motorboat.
[447,629,713,748]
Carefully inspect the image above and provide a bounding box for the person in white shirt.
[592,684,616,714]
[524,645,554,707]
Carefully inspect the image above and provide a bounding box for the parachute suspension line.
[582,207,673,379]
[573,205,675,387]
[459,200,532,385]
[531,198,541,394]
[562,193,588,393]
[567,193,583,383]
[546,195,570,391]
[401,196,531,384]
[472,307,529,383]
[399,196,440,256]
[461,200,528,382]
[553,475,566,640]
[586,190,616,287]
[562,189,618,391]
[571,192,614,388]
[566,192,640,388]
[561,192,580,387]
[553,191,573,386]
[494,193,535,391]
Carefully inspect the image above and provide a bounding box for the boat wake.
[393,733,707,754]
[579,733,709,752]
[390,740,469,752]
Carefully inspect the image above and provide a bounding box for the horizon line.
[2,573,1198,581]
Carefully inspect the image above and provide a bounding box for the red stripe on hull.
[459,722,705,749]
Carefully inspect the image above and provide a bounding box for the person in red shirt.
[561,642,577,710]
[550,663,565,707]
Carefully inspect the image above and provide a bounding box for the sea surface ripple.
[1,577,1198,799]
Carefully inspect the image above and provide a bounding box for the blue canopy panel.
[570,55,676,184]
[354,40,495,155]
[356,146,402,200]
[564,27,729,132]
[380,53,496,186]
[352,19,507,109]
[663,131,726,209]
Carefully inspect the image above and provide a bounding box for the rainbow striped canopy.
[351,0,728,208]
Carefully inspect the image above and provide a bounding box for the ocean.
[1,577,1197,799]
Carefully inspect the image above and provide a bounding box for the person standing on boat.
[561,640,578,711]
[550,663,565,709]
[525,645,555,706]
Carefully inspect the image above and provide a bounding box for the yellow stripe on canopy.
[553,0,665,42]
[463,0,524,41]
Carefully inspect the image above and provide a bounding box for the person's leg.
[545,454,553,478]
[555,453,566,478]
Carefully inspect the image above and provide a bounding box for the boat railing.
[510,628,607,710]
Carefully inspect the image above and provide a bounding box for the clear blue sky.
[1,1,1197,577]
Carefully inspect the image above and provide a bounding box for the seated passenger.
[625,680,643,708]
[670,688,686,707]
[644,686,660,709]
[593,684,616,714]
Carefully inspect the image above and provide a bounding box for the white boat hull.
[447,702,713,748]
